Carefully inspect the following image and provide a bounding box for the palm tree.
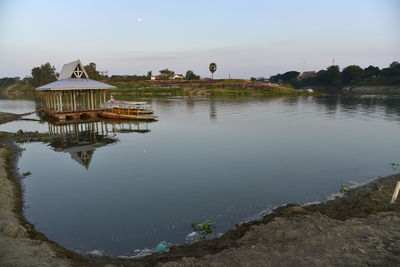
[209,63,217,79]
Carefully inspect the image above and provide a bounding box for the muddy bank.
[0,111,400,266]
[159,174,400,266]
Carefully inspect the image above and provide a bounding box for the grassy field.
[0,79,321,98]
[107,79,320,97]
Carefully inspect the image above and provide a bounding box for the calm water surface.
[1,95,399,256]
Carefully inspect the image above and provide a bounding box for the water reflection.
[47,120,153,169]
[209,98,217,120]
[9,95,400,256]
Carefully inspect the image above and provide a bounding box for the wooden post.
[83,90,86,110]
[70,91,73,111]
[54,93,57,111]
[76,91,79,111]
[91,90,94,110]
[87,91,90,109]
[390,181,400,204]
[103,90,106,106]
[65,91,69,111]
[78,91,81,111]
[94,90,97,108]
[50,93,54,110]
[73,90,77,111]
[59,93,63,112]
[55,93,58,110]
[58,93,62,111]
[54,93,57,110]
[69,91,72,111]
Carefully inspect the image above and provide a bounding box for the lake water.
[1,95,400,257]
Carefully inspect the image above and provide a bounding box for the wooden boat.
[100,100,158,121]
[103,100,154,115]
[100,111,157,121]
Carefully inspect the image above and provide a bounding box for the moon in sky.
[137,18,142,23]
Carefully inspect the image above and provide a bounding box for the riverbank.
[0,111,399,266]
[108,79,321,97]
[1,78,321,98]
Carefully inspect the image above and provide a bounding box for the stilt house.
[36,60,116,120]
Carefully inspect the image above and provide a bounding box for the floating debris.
[86,249,104,256]
[185,231,200,243]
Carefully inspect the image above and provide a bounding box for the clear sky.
[0,0,399,78]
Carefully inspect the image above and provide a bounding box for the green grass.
[111,87,185,95]
[110,85,321,97]
[107,79,324,97]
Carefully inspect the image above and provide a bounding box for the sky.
[0,0,399,78]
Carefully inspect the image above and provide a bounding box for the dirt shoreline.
[1,112,400,266]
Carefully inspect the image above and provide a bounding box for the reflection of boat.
[105,119,152,134]
[100,100,158,121]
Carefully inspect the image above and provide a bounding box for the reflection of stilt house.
[47,120,153,169]
[48,121,118,169]
[36,60,116,121]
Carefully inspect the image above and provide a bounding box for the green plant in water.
[191,220,215,238]
[22,171,32,177]
[340,180,349,193]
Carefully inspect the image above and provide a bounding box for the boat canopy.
[108,100,148,106]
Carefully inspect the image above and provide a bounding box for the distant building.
[151,73,184,80]
[299,71,317,79]
[172,74,183,79]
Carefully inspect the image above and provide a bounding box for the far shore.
[0,111,399,266]
[2,79,322,98]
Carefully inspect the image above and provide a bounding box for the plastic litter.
[185,231,201,243]
[157,241,169,252]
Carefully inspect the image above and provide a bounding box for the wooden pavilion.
[36,60,116,120]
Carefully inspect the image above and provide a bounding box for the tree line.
[0,62,219,89]
[269,61,400,92]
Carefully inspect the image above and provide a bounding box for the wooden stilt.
[54,93,58,111]
[94,90,97,108]
[87,91,90,109]
[59,93,63,112]
[70,91,73,111]
[55,93,58,110]
[91,90,94,110]
[73,90,77,111]
[83,90,86,110]
[50,93,54,110]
